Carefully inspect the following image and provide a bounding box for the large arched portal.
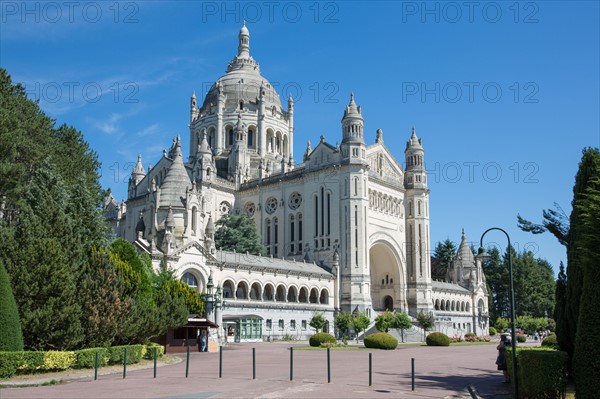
[369,242,404,312]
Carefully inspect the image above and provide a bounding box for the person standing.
[201,331,208,352]
[496,334,511,383]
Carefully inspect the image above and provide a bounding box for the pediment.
[367,145,404,181]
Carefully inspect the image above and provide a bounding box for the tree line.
[0,69,201,351]
[518,147,600,397]
[430,238,556,323]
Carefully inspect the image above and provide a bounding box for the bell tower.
[404,128,433,315]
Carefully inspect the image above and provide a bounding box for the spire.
[238,20,250,58]
[198,128,212,155]
[132,154,145,176]
[159,137,191,208]
[341,93,364,144]
[407,127,423,149]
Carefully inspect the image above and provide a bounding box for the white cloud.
[136,123,160,137]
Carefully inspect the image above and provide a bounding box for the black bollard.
[252,347,256,380]
[94,351,99,381]
[219,346,223,378]
[411,357,415,391]
[153,347,157,379]
[123,348,127,379]
[185,344,190,378]
[327,347,331,383]
[368,353,372,387]
[290,347,293,381]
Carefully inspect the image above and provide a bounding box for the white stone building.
[106,24,489,344]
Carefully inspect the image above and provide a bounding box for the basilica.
[105,23,489,347]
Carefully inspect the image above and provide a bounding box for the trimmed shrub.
[309,333,336,347]
[108,345,144,365]
[143,344,165,360]
[488,327,497,336]
[74,348,109,369]
[507,347,567,398]
[426,332,450,346]
[516,334,527,343]
[364,332,398,350]
[541,334,559,350]
[43,351,75,371]
[0,351,22,378]
[17,351,45,372]
[0,261,24,351]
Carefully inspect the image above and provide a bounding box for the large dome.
[200,24,282,113]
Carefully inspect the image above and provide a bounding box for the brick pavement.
[1,341,525,399]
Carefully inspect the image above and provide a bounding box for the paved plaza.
[1,341,528,399]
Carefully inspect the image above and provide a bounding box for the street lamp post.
[477,227,519,399]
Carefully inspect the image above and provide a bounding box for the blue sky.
[2,1,599,275]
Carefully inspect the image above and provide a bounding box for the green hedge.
[0,344,154,378]
[309,333,336,347]
[541,334,559,350]
[488,327,497,336]
[43,351,75,371]
[516,334,527,343]
[0,351,24,378]
[426,332,450,346]
[364,332,398,349]
[506,347,568,398]
[142,344,165,360]
[108,345,144,365]
[73,348,109,369]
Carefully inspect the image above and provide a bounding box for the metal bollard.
[327,347,331,383]
[153,347,157,379]
[123,348,127,379]
[290,347,293,381]
[411,358,415,391]
[219,346,223,378]
[368,353,372,386]
[185,344,190,378]
[252,348,256,380]
[94,351,99,381]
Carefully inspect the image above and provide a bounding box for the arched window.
[287,286,298,302]
[320,289,329,304]
[299,287,308,303]
[191,207,198,235]
[248,130,253,147]
[250,282,261,300]
[239,100,244,110]
[309,288,319,304]
[222,280,235,299]
[276,285,286,301]
[182,272,198,289]
[236,281,248,300]
[263,284,274,301]
[228,128,234,146]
